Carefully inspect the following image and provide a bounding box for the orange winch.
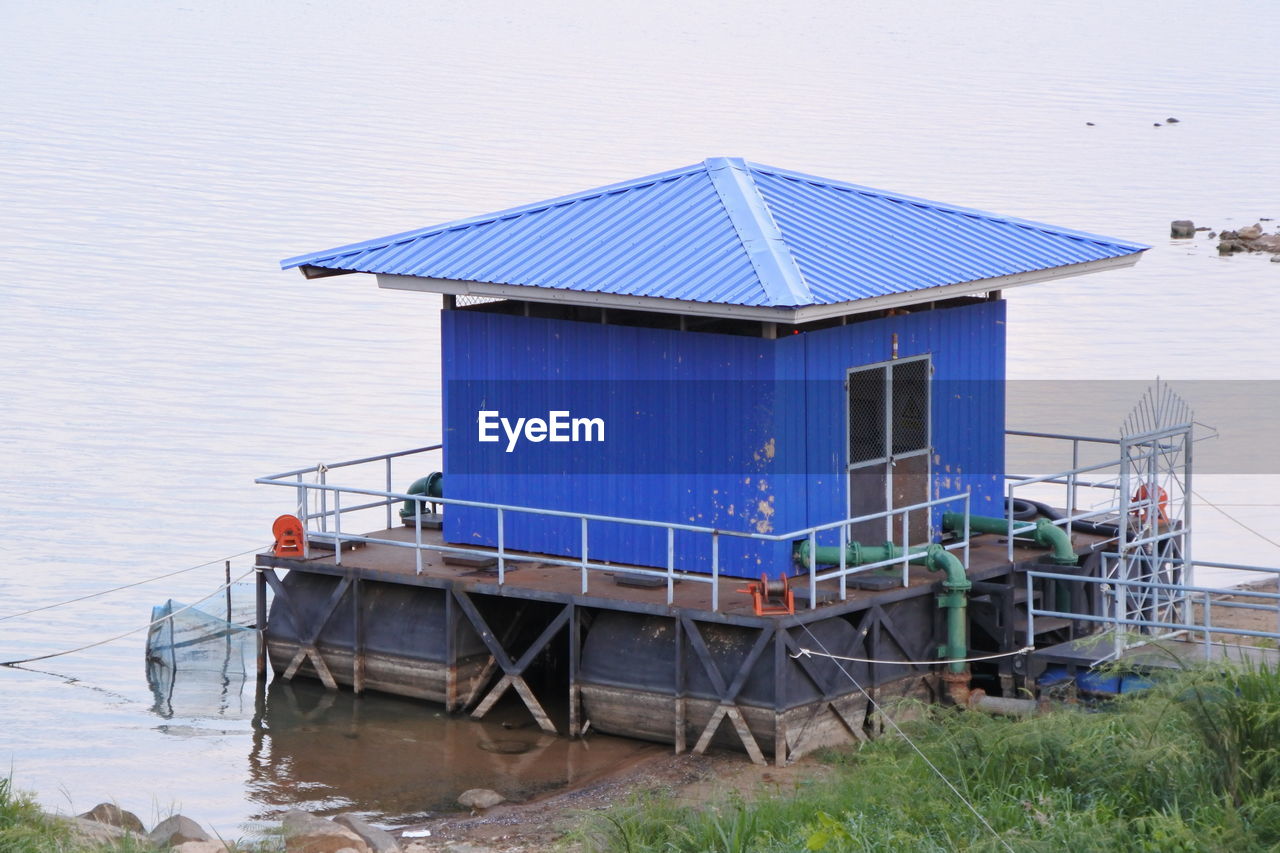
[737,572,795,616]
[272,514,306,557]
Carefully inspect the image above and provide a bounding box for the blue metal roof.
[283,157,1148,311]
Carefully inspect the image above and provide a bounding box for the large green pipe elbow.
[922,544,970,675]
[1031,518,1077,565]
[400,471,443,520]
[942,511,1077,566]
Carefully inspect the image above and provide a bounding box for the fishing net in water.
[145,587,258,719]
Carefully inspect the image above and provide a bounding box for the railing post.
[319,467,328,534]
[497,508,505,585]
[711,533,720,612]
[900,512,909,587]
[1025,572,1035,647]
[295,473,307,531]
[808,530,817,611]
[1068,439,1079,545]
[1202,590,1212,660]
[667,527,675,605]
[333,490,342,565]
[1006,482,1015,563]
[581,517,589,595]
[385,457,394,530]
[838,523,847,602]
[414,499,423,575]
[1113,583,1124,658]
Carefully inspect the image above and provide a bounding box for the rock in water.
[1238,224,1264,240]
[281,810,371,853]
[1271,255,1280,263]
[1170,220,1196,238]
[456,788,505,810]
[334,814,401,853]
[1167,117,1180,123]
[77,803,145,834]
[148,815,211,847]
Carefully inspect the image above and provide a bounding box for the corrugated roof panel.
[283,157,1148,310]
[747,166,1142,305]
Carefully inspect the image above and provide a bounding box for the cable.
[797,621,1015,853]
[0,567,257,667]
[0,544,267,623]
[1192,490,1280,553]
[792,645,1034,666]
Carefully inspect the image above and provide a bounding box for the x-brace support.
[453,590,569,734]
[681,616,773,765]
[264,569,349,691]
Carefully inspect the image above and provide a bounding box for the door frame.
[844,354,932,542]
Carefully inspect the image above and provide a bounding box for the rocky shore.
[51,750,803,853]
[1171,219,1280,259]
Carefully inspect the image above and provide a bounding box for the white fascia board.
[371,253,1142,323]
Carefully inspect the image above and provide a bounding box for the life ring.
[1131,485,1169,524]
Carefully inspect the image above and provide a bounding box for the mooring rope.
[0,566,258,667]
[791,645,1035,666]
[796,621,1016,853]
[0,544,268,624]
[1193,489,1280,553]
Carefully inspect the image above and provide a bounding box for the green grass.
[572,660,1280,852]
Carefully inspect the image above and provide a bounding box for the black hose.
[1005,498,1039,521]
[1022,499,1120,536]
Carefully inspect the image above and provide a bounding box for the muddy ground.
[398,748,831,852]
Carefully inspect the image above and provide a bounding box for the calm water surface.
[2,0,1279,835]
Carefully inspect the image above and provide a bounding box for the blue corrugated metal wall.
[441,300,1005,577]
[442,310,796,576]
[798,300,1006,550]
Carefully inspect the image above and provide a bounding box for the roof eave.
[363,251,1143,323]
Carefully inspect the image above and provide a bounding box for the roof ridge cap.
[703,157,813,307]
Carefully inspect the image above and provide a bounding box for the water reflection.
[243,678,659,825]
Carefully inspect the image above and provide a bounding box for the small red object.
[737,572,795,616]
[272,514,306,557]
[1130,484,1170,524]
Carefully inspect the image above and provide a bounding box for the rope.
[791,645,1034,666]
[797,622,1015,853]
[0,544,268,624]
[0,567,257,667]
[1193,489,1280,554]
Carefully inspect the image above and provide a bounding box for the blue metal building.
[283,158,1146,579]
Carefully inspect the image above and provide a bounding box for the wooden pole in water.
[225,560,232,624]
[352,575,366,695]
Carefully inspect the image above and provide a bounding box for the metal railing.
[1005,427,1186,564]
[1025,561,1280,664]
[256,445,976,613]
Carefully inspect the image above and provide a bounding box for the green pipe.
[793,539,970,673]
[400,471,443,520]
[942,511,1077,566]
